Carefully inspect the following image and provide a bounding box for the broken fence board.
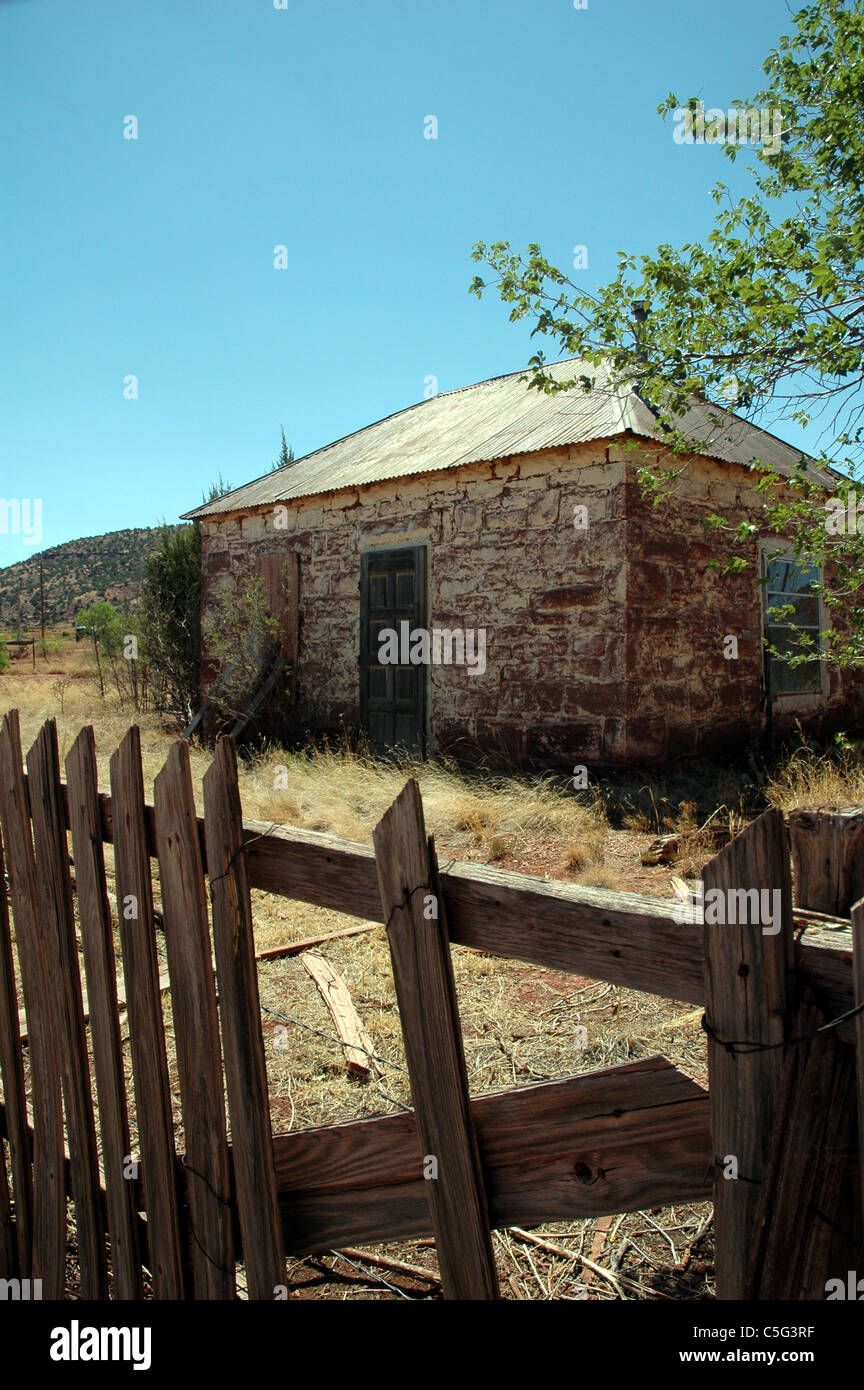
[203,737,286,1301]
[66,727,142,1300]
[110,727,185,1300]
[374,778,498,1300]
[299,950,383,1078]
[154,740,233,1300]
[0,711,66,1296]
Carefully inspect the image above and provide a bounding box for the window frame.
[757,539,828,704]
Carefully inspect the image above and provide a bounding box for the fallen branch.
[333,1247,440,1284]
[582,1213,615,1286]
[509,1226,673,1300]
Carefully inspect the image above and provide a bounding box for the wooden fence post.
[373,779,499,1300]
[702,806,795,1299]
[66,727,143,1300]
[203,737,287,1300]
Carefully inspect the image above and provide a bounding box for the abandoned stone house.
[183,359,863,765]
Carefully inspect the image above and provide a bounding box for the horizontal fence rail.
[35,774,856,1039]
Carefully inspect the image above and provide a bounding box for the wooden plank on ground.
[0,711,66,1296]
[271,1055,712,1255]
[27,719,107,1300]
[66,727,142,1300]
[110,726,184,1300]
[256,921,379,961]
[702,807,795,1300]
[32,775,859,1029]
[789,807,864,916]
[746,993,856,1298]
[203,737,286,1301]
[374,778,498,1300]
[154,740,233,1299]
[299,950,383,1078]
[0,823,33,1274]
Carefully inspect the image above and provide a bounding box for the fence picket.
[0,824,33,1274]
[28,719,107,1299]
[203,737,286,1300]
[110,726,184,1299]
[154,741,233,1299]
[373,778,498,1300]
[66,726,142,1299]
[0,711,66,1296]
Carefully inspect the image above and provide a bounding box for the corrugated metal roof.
[184,358,831,519]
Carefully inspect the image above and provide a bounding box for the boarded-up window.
[254,552,299,666]
[762,554,822,696]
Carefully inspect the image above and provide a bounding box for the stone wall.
[622,448,864,760]
[199,440,627,761]
[198,439,864,764]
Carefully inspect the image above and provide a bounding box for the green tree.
[77,599,124,657]
[77,599,125,698]
[271,426,295,472]
[203,473,233,504]
[469,0,864,665]
[139,523,202,725]
[0,635,9,674]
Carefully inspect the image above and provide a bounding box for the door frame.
[359,541,429,757]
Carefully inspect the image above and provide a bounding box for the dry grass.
[763,734,864,811]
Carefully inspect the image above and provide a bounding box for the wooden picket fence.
[0,709,861,1300]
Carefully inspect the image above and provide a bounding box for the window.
[762,554,822,696]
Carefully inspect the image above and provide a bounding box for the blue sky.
[1,0,802,562]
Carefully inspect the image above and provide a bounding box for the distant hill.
[0,526,183,629]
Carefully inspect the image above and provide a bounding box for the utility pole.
[39,557,46,655]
